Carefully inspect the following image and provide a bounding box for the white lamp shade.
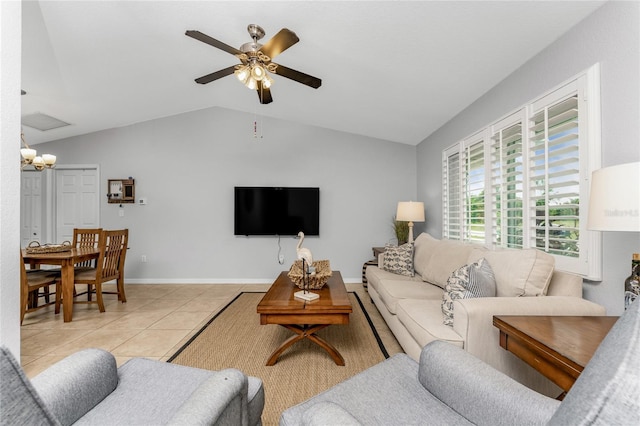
[587,162,640,232]
[21,148,36,161]
[42,154,56,166]
[396,201,425,222]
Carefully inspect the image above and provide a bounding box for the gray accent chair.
[281,298,640,425]
[0,347,264,426]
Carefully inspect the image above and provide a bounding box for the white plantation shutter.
[442,65,601,278]
[491,115,524,249]
[463,137,485,244]
[443,146,461,240]
[528,94,580,258]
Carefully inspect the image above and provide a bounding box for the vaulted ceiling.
[21,1,605,146]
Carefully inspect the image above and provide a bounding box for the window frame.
[442,64,602,279]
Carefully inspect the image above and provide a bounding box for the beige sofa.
[365,232,606,397]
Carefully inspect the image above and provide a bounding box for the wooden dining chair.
[72,228,103,301]
[56,229,128,312]
[100,229,128,304]
[20,252,60,325]
[73,228,102,267]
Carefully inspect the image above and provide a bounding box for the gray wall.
[417,1,640,315]
[42,107,417,282]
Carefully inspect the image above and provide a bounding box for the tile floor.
[20,282,394,378]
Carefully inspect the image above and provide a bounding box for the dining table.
[22,246,101,322]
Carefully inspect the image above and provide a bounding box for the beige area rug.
[169,292,392,426]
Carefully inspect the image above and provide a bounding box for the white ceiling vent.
[22,113,71,131]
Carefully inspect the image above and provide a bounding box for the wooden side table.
[493,315,618,396]
[362,247,385,290]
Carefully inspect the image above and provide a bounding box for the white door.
[56,168,99,242]
[20,171,43,247]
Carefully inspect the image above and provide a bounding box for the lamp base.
[294,290,319,301]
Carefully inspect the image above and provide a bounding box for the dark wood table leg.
[266,324,345,366]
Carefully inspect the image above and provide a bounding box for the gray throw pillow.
[382,243,414,277]
[442,258,496,326]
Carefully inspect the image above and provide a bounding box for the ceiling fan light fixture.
[250,64,265,81]
[234,65,250,83]
[187,24,321,104]
[262,74,273,89]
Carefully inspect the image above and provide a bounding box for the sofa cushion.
[371,272,443,315]
[382,243,414,277]
[397,299,464,348]
[413,233,484,289]
[468,248,554,297]
[442,258,496,326]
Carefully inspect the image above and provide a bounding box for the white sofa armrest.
[452,296,606,395]
[454,296,605,353]
[546,270,583,297]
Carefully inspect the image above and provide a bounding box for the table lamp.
[587,161,640,308]
[587,162,640,232]
[396,201,425,244]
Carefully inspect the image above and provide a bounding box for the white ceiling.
[21,1,605,146]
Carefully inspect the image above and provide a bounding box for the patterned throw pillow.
[382,243,414,277]
[442,258,496,326]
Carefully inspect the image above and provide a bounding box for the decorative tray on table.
[25,241,72,254]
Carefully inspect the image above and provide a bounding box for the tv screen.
[234,187,320,236]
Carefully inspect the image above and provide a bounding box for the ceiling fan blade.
[186,30,243,56]
[271,63,322,89]
[259,28,299,60]
[195,66,236,84]
[257,83,273,104]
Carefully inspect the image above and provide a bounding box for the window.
[491,116,524,249]
[442,65,601,279]
[463,135,486,244]
[442,147,461,240]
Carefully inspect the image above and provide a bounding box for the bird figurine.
[296,231,313,273]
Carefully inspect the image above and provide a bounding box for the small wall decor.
[107,178,135,203]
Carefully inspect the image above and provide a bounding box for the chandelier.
[20,131,56,171]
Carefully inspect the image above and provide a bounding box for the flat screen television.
[234,187,320,236]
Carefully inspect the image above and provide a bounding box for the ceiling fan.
[186,24,322,104]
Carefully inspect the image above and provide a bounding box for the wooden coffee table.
[257,271,352,366]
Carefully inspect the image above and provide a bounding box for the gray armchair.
[281,299,640,425]
[1,347,264,426]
